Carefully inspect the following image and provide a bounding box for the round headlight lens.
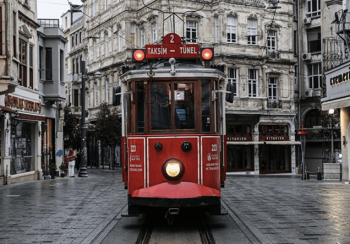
[166,162,180,177]
[162,159,184,181]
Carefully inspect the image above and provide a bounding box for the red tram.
[117,33,233,218]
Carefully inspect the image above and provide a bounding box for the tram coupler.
[167,208,180,215]
[165,208,179,225]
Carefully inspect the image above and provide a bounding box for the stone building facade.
[70,0,299,174]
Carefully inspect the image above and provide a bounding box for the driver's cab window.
[151,83,171,130]
[174,83,194,129]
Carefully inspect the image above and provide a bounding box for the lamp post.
[329,108,335,164]
[79,61,88,177]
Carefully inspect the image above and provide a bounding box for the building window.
[227,16,237,43]
[60,50,64,82]
[267,30,277,50]
[94,83,98,106]
[76,57,79,73]
[293,30,297,55]
[29,45,33,88]
[248,69,257,97]
[307,27,321,53]
[306,0,321,17]
[73,89,79,107]
[13,12,17,58]
[72,59,75,74]
[141,27,145,47]
[247,19,257,45]
[94,40,97,60]
[80,32,82,43]
[72,36,74,48]
[186,21,197,43]
[104,0,108,10]
[131,23,136,48]
[228,68,238,96]
[106,80,110,104]
[227,145,254,172]
[268,77,278,100]
[0,7,2,54]
[19,40,27,87]
[105,34,109,57]
[69,88,72,105]
[75,33,78,45]
[215,16,219,43]
[119,34,123,51]
[45,48,52,80]
[39,46,43,79]
[152,22,157,43]
[10,122,34,174]
[92,0,96,17]
[308,63,321,89]
[294,0,298,20]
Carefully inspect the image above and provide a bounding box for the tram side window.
[136,82,144,133]
[202,80,211,132]
[151,83,171,130]
[175,83,194,130]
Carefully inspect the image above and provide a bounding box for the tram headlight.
[162,158,185,181]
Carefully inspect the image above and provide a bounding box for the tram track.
[135,212,216,244]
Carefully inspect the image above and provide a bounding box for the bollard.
[317,167,322,180]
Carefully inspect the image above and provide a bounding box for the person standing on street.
[67,148,76,177]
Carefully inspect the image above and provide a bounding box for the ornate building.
[69,0,298,174]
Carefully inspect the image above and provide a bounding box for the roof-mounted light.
[132,49,146,62]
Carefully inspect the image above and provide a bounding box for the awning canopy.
[0,105,16,114]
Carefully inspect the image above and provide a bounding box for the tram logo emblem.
[131,145,136,152]
[212,144,217,152]
[207,153,212,161]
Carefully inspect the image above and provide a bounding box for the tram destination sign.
[145,33,199,59]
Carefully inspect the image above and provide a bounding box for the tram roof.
[120,61,226,82]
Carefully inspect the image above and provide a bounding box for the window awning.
[0,105,16,114]
[227,141,301,145]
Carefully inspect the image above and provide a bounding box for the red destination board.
[145,33,199,59]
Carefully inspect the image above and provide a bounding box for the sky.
[37,0,82,22]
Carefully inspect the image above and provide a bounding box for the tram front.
[117,33,233,216]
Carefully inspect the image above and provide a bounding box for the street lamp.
[329,108,335,164]
[79,60,88,177]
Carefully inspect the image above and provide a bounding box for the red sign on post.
[145,33,199,59]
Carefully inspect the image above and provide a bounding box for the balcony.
[267,100,282,108]
[68,73,80,82]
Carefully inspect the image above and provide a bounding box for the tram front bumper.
[131,182,221,208]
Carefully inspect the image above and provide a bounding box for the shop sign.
[259,136,289,141]
[329,71,350,86]
[227,136,252,141]
[4,95,41,113]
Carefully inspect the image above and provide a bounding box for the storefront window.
[10,122,34,174]
[227,145,254,171]
[227,125,251,136]
[259,145,290,173]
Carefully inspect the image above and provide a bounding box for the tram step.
[121,211,140,217]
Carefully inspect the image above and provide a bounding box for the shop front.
[322,60,350,182]
[226,124,254,172]
[259,125,292,174]
[0,94,43,185]
[226,120,298,174]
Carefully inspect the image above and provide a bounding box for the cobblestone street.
[1,170,350,243]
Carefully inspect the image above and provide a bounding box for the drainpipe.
[297,0,302,130]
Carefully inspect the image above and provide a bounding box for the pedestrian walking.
[67,148,76,177]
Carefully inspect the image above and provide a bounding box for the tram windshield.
[130,79,217,134]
